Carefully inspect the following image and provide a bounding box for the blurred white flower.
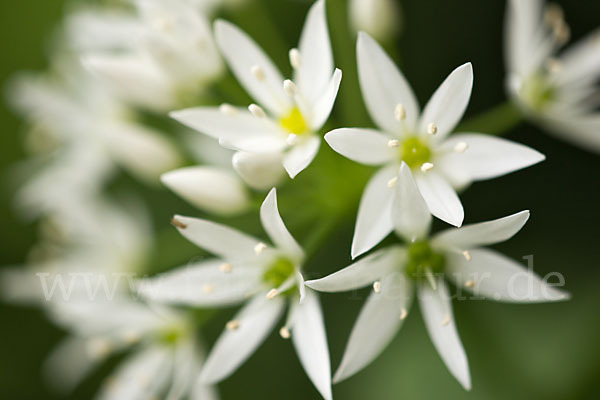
[138,188,332,400]
[171,0,342,187]
[306,162,569,389]
[349,0,402,42]
[505,0,600,152]
[326,32,545,258]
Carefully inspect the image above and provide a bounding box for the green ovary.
[279,107,308,135]
[521,74,555,111]
[405,240,445,280]
[400,137,432,169]
[263,257,295,289]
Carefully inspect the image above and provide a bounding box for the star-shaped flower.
[325,32,545,258]
[305,163,569,389]
[138,188,332,400]
[171,0,342,188]
[505,0,600,152]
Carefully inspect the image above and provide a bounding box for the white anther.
[400,308,408,320]
[546,58,563,74]
[219,103,237,116]
[219,263,233,273]
[421,162,434,172]
[254,242,267,255]
[388,139,400,148]
[121,330,141,344]
[171,217,187,229]
[279,326,291,339]
[286,133,299,146]
[394,103,406,121]
[251,65,265,81]
[226,320,240,331]
[283,79,297,97]
[465,280,476,288]
[387,176,398,188]
[462,250,472,261]
[373,281,381,293]
[289,48,301,69]
[544,3,564,27]
[266,288,279,299]
[441,314,451,326]
[153,18,172,31]
[427,122,438,135]
[86,338,112,358]
[202,284,214,293]
[454,141,469,153]
[248,104,266,118]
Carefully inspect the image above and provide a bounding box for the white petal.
[540,113,600,153]
[351,166,396,258]
[418,63,473,140]
[445,248,570,302]
[161,166,250,215]
[200,294,285,383]
[290,289,332,400]
[334,272,413,383]
[295,0,334,106]
[214,20,291,115]
[419,280,471,390]
[433,210,530,249]
[306,246,405,292]
[324,128,394,166]
[282,135,321,178]
[260,188,304,260]
[357,32,419,133]
[170,107,286,153]
[172,215,261,262]
[232,151,286,190]
[392,163,432,241]
[436,134,545,183]
[42,337,99,393]
[558,29,600,86]
[137,259,262,306]
[308,68,343,130]
[415,171,464,227]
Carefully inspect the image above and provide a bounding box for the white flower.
[326,32,545,258]
[349,0,401,42]
[306,163,569,389]
[138,188,332,400]
[505,0,600,152]
[171,0,342,187]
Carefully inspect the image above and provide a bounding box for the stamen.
[219,103,237,116]
[454,141,468,153]
[286,133,298,146]
[441,314,451,326]
[554,22,570,45]
[251,65,265,81]
[373,281,381,293]
[425,267,437,290]
[387,176,398,188]
[86,338,111,358]
[202,284,214,294]
[427,122,438,135]
[226,320,240,331]
[219,263,233,273]
[254,242,267,255]
[546,58,563,74]
[289,48,301,69]
[279,326,291,339]
[388,139,400,148]
[394,104,406,121]
[462,250,472,261]
[153,18,172,31]
[544,3,564,27]
[283,80,297,97]
[465,280,476,288]
[400,308,408,320]
[421,162,434,172]
[170,218,187,229]
[266,288,279,299]
[248,104,266,118]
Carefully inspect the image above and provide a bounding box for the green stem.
[456,100,524,136]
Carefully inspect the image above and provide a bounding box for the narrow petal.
[161,166,249,215]
[306,246,405,292]
[334,272,413,383]
[136,260,262,306]
[295,0,334,106]
[357,32,420,133]
[415,171,464,227]
[172,215,261,262]
[433,210,530,249]
[392,163,432,241]
[541,113,600,153]
[232,151,286,190]
[260,188,304,260]
[214,20,291,115]
[290,289,332,400]
[42,337,100,393]
[419,280,471,390]
[351,166,396,258]
[418,63,473,140]
[308,68,342,130]
[436,134,545,183]
[282,135,321,178]
[324,128,394,166]
[170,107,286,153]
[558,29,600,86]
[445,248,570,302]
[200,294,285,383]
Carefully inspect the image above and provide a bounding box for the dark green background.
[1,0,599,399]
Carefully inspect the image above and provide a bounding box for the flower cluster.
[3,0,592,399]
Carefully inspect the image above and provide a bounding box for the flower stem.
[456,100,523,136]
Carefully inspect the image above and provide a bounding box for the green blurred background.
[1,0,599,399]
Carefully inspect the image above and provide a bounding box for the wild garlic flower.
[326,32,544,258]
[171,0,342,188]
[306,163,569,389]
[505,0,600,152]
[349,0,402,42]
[139,189,332,400]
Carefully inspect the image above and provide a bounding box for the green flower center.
[520,73,555,111]
[263,257,296,289]
[280,107,308,135]
[405,240,445,280]
[400,136,432,169]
